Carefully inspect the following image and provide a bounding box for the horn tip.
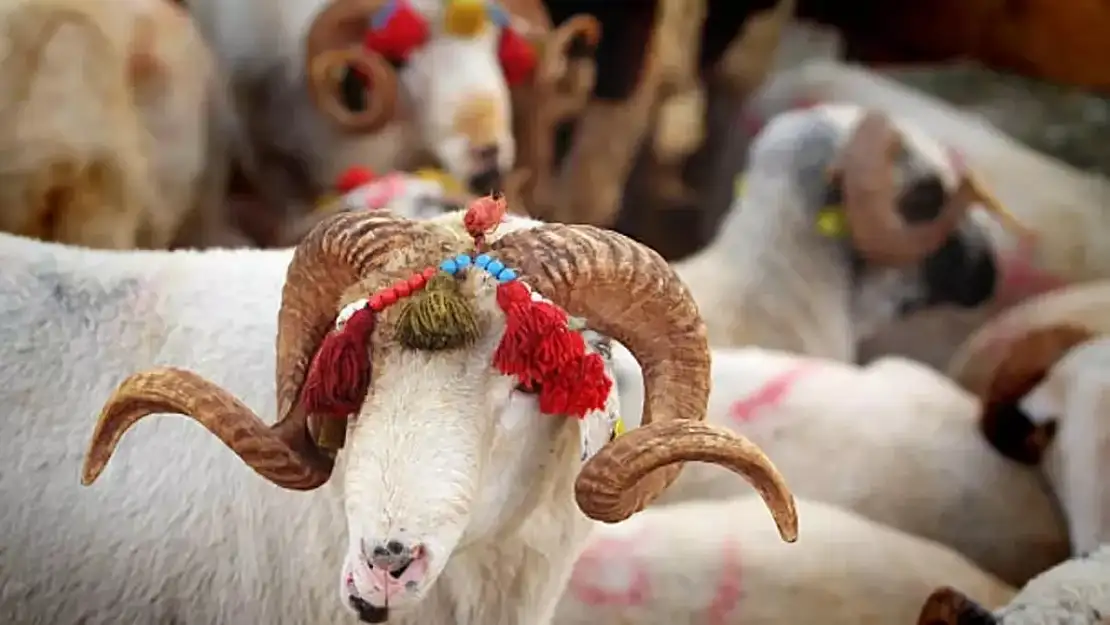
[79,462,101,486]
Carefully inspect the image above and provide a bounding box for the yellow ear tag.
[314,193,339,214]
[414,167,465,196]
[733,175,745,198]
[612,416,626,438]
[816,205,848,238]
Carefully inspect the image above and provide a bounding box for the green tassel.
[312,416,348,456]
[396,273,481,351]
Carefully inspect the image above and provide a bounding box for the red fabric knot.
[301,307,376,417]
[464,194,508,241]
[364,1,429,61]
[335,166,376,194]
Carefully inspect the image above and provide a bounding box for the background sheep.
[676,102,1007,360]
[0,0,235,250]
[611,344,1067,585]
[0,208,796,624]
[553,497,1015,625]
[918,544,1110,625]
[948,283,1110,558]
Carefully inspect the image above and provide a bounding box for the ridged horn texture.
[83,212,456,490]
[837,110,978,267]
[491,224,797,538]
[305,0,399,133]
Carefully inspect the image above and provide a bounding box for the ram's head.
[80,202,796,621]
[305,0,598,196]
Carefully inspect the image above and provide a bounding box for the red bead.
[409,273,427,289]
[380,290,398,306]
[393,281,411,297]
[368,294,384,311]
[335,166,375,194]
[422,267,437,279]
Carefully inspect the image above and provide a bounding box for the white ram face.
[337,273,618,618]
[401,0,516,195]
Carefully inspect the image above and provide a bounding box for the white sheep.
[0,207,796,624]
[0,0,234,250]
[675,102,1012,360]
[186,0,597,213]
[917,544,1110,625]
[610,344,1067,586]
[947,282,1110,558]
[553,497,1016,625]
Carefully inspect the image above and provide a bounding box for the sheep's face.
[400,1,516,195]
[336,271,617,618]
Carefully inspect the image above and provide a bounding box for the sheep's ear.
[918,587,998,625]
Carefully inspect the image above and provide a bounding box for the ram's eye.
[339,66,367,113]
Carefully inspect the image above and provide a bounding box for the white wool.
[552,497,1015,625]
[674,103,994,361]
[613,345,1066,585]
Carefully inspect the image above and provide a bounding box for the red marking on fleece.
[705,539,744,625]
[569,534,650,607]
[729,364,815,424]
[994,237,1068,308]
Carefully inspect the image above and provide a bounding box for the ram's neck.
[0,235,295,414]
[675,179,857,361]
[391,422,594,625]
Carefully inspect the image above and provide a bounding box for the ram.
[186,0,598,224]
[611,344,1067,586]
[553,497,1016,625]
[0,204,796,624]
[675,102,1017,360]
[948,282,1110,558]
[917,544,1110,625]
[0,0,234,249]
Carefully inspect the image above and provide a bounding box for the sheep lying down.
[611,344,1067,586]
[948,282,1110,558]
[0,206,798,625]
[553,497,1015,625]
[918,544,1110,625]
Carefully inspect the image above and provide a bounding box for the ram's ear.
[918,587,998,625]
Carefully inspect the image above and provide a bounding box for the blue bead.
[497,269,517,282]
[439,258,458,274]
[475,254,491,268]
[486,260,504,275]
[455,254,472,268]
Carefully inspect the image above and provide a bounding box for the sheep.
[608,343,1067,586]
[0,205,797,624]
[947,282,1110,557]
[553,497,1016,625]
[0,0,235,250]
[917,544,1110,625]
[673,102,1016,360]
[186,0,598,219]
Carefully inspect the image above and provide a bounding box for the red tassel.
[335,166,376,194]
[301,308,376,416]
[364,2,430,61]
[538,353,611,418]
[497,28,536,86]
[464,195,508,239]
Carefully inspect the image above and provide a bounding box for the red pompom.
[301,308,376,416]
[464,195,508,239]
[495,280,531,308]
[497,28,536,86]
[532,330,585,378]
[364,2,429,61]
[493,295,568,384]
[538,354,612,418]
[336,166,376,194]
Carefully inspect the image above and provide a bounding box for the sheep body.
[553,497,1015,625]
[613,345,1067,585]
[0,0,231,249]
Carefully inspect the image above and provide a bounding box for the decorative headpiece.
[300,194,612,422]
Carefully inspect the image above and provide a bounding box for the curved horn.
[490,225,796,533]
[82,368,331,489]
[833,110,977,267]
[305,0,399,133]
[83,212,454,490]
[534,15,600,118]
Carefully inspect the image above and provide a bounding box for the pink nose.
[360,540,428,597]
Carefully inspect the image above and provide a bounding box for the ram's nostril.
[386,539,405,555]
